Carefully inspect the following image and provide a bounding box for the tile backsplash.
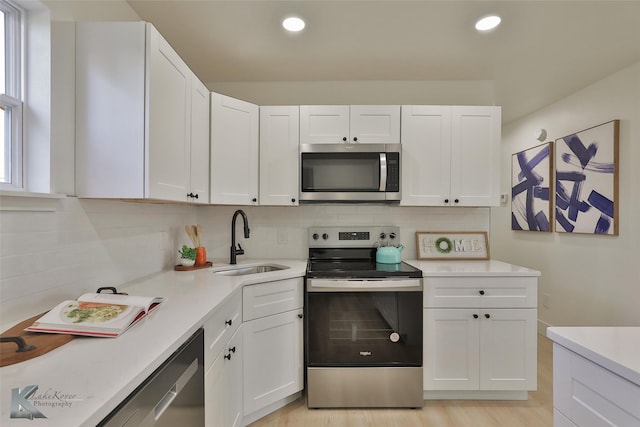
[0,198,488,326]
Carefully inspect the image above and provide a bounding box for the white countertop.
[405,259,541,277]
[547,326,640,387]
[0,259,307,427]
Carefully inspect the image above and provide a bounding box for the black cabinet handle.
[479,290,485,295]
[353,137,358,142]
[194,193,199,199]
[229,346,236,354]
[252,198,257,203]
[297,313,304,319]
[291,198,296,203]
[444,199,449,204]
[473,314,479,319]
[224,353,232,360]
[485,313,491,319]
[454,198,459,204]
[342,137,347,142]
[225,319,232,326]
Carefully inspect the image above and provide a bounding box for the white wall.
[490,61,640,329]
[0,199,197,327]
[195,205,490,261]
[209,80,495,107]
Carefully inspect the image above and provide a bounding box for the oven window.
[306,291,422,367]
[301,153,380,192]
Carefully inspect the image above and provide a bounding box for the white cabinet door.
[423,308,480,390]
[189,75,210,204]
[400,105,452,205]
[243,308,304,415]
[299,105,350,144]
[205,327,243,427]
[210,92,259,205]
[479,309,537,390]
[400,105,501,207]
[146,24,191,201]
[349,105,400,144]
[259,106,300,206]
[450,106,501,206]
[424,307,537,392]
[300,105,400,144]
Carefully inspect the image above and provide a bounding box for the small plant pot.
[180,258,196,267]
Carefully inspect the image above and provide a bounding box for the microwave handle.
[379,153,387,191]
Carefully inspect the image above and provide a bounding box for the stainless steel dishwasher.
[98,328,204,427]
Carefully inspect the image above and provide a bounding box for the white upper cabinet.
[76,22,200,202]
[401,105,501,206]
[300,105,400,144]
[189,76,210,204]
[400,105,452,206]
[259,106,300,206]
[450,106,501,206]
[210,92,259,205]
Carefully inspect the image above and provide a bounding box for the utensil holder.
[195,247,207,265]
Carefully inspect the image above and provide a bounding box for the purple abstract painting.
[512,142,553,231]
[555,120,619,235]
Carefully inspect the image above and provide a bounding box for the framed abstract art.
[511,142,553,232]
[555,120,619,235]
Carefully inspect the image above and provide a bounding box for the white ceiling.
[123,1,640,123]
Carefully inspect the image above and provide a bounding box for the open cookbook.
[25,292,165,338]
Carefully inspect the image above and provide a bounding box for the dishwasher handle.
[134,357,199,427]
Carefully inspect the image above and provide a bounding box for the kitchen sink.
[213,264,289,277]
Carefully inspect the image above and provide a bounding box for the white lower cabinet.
[553,343,640,426]
[243,308,303,415]
[423,276,538,397]
[205,327,243,427]
[424,308,537,391]
[242,278,304,420]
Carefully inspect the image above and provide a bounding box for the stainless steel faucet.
[230,209,250,264]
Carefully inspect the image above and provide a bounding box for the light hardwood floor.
[249,334,553,427]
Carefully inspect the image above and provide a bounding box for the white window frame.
[0,0,24,191]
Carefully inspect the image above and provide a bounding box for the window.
[0,0,22,190]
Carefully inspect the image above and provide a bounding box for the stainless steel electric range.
[305,226,424,409]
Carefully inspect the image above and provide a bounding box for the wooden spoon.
[196,224,203,247]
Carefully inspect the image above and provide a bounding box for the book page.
[77,293,164,312]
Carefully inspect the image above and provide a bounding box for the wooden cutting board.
[0,312,75,367]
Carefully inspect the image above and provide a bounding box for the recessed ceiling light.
[475,15,501,32]
[282,16,305,32]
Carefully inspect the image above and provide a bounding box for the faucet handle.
[236,243,244,255]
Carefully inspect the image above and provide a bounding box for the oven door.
[306,279,422,367]
[299,144,400,202]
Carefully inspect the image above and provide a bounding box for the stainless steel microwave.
[300,143,401,202]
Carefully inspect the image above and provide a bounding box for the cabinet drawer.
[243,277,303,321]
[554,343,640,426]
[204,291,242,370]
[423,277,537,308]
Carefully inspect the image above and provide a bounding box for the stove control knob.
[379,232,386,239]
[322,233,329,240]
[389,232,397,240]
[312,233,319,240]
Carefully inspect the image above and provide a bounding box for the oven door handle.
[307,278,422,292]
[379,153,387,191]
